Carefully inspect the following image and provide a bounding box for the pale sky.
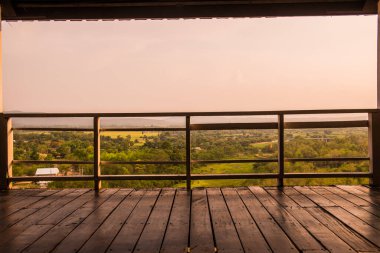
[2,16,377,113]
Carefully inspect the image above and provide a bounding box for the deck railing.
[0,109,379,190]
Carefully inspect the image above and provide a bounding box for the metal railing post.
[0,115,12,190]
[369,112,380,186]
[186,116,191,190]
[94,116,101,191]
[278,114,285,187]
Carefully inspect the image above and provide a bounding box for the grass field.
[101,131,159,144]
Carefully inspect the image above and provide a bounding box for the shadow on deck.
[1,186,380,253]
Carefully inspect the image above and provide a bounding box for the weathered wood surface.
[0,186,379,253]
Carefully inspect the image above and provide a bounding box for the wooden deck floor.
[1,186,380,253]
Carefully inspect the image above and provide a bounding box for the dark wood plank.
[294,186,337,207]
[207,188,244,253]
[249,186,324,252]
[106,189,160,253]
[0,189,85,246]
[133,189,176,253]
[283,187,379,252]
[222,188,271,253]
[189,188,215,253]
[37,189,106,225]
[0,224,54,253]
[52,189,129,253]
[311,187,380,230]
[78,189,143,253]
[280,187,316,207]
[324,186,373,206]
[323,206,380,248]
[237,188,297,253]
[22,189,122,253]
[0,196,43,219]
[160,189,190,253]
[307,207,379,252]
[337,185,380,206]
[0,189,76,233]
[266,188,355,252]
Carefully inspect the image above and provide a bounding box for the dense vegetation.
[13,128,370,188]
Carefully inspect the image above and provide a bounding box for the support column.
[186,116,191,190]
[373,0,380,187]
[369,112,380,186]
[94,117,101,191]
[378,0,380,108]
[277,114,285,187]
[0,6,11,190]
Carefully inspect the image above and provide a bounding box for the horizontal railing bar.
[13,160,94,165]
[190,122,278,130]
[193,159,278,163]
[285,121,368,129]
[99,174,186,180]
[9,176,93,182]
[12,127,93,132]
[191,172,371,180]
[286,157,370,162]
[100,127,186,132]
[4,108,377,118]
[8,172,371,182]
[283,172,372,178]
[191,173,278,179]
[13,158,369,165]
[101,161,186,165]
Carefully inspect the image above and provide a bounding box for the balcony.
[1,185,380,252]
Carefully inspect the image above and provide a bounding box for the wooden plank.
[207,188,244,253]
[77,189,143,253]
[237,188,297,253]
[293,186,337,207]
[189,188,215,253]
[324,186,373,207]
[0,189,76,233]
[323,206,380,248]
[280,187,316,208]
[160,190,191,253]
[51,189,129,253]
[37,189,107,225]
[0,196,43,219]
[106,190,160,253]
[311,187,380,230]
[22,189,122,253]
[0,189,79,236]
[283,187,378,252]
[0,189,89,249]
[307,207,379,252]
[266,188,354,252]
[222,188,271,253]
[0,224,54,253]
[337,185,380,206]
[133,189,176,253]
[249,186,324,252]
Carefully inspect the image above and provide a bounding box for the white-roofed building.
[35,168,59,176]
[35,168,60,187]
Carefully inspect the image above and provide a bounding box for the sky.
[2,15,377,113]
